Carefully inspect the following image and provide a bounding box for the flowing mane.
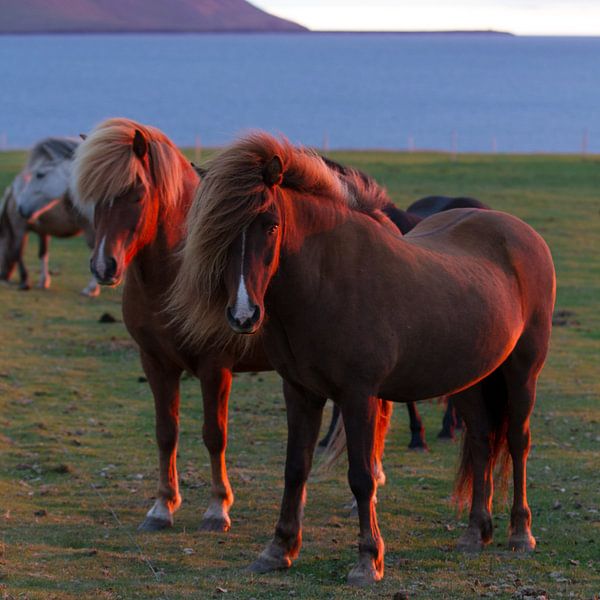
[26,137,79,168]
[169,131,391,349]
[72,118,189,217]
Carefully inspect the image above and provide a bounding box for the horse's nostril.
[105,257,117,278]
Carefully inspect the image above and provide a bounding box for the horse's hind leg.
[438,395,457,439]
[407,401,428,450]
[17,233,30,289]
[453,384,495,552]
[342,393,385,585]
[198,365,234,532]
[18,258,30,289]
[249,380,325,573]
[502,350,542,551]
[37,234,51,289]
[138,352,183,531]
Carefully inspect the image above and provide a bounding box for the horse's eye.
[36,172,45,179]
[267,224,279,235]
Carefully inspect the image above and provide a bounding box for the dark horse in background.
[317,164,490,450]
[172,133,555,585]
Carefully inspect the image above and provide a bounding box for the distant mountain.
[0,0,308,33]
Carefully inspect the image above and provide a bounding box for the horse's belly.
[378,319,521,401]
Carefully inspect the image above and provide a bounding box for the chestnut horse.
[73,119,398,532]
[171,133,555,584]
[317,169,490,448]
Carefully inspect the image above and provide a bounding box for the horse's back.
[405,208,555,318]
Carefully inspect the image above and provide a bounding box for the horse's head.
[16,159,70,220]
[223,156,284,334]
[83,130,159,286]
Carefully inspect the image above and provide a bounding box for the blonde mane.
[169,131,391,351]
[72,118,190,217]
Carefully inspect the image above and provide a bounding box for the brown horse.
[0,172,98,294]
[72,118,281,532]
[72,119,395,532]
[171,133,556,585]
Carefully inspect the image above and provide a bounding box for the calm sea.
[1,33,599,153]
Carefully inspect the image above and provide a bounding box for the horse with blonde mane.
[74,118,440,531]
[73,118,289,532]
[170,132,556,585]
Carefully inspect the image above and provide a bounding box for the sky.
[253,1,600,35]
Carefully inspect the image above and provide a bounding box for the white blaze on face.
[94,236,108,279]
[232,228,256,323]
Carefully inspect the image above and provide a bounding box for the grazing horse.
[406,195,489,218]
[171,133,555,585]
[1,173,32,288]
[0,173,98,294]
[10,137,99,295]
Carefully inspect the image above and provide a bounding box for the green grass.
[1,150,599,599]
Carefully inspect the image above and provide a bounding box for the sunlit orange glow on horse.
[172,132,556,585]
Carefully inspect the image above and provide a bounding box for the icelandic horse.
[170,133,555,584]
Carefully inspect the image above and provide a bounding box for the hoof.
[408,442,429,451]
[456,529,486,553]
[508,532,536,552]
[138,516,173,532]
[199,516,230,533]
[346,499,358,518]
[437,429,455,440]
[18,283,31,291]
[247,547,291,574]
[347,557,383,586]
[81,287,100,298]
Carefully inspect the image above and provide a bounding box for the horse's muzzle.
[226,305,261,334]
[90,256,120,286]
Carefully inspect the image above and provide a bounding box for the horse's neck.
[130,171,196,286]
[51,160,72,195]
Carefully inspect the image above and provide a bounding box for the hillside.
[0,0,307,33]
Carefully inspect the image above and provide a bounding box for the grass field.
[0,150,598,599]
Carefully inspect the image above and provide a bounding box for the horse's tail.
[318,399,394,475]
[453,368,511,510]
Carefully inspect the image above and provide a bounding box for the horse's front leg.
[138,352,183,531]
[342,394,385,585]
[249,380,325,573]
[198,365,234,532]
[81,225,100,296]
[37,234,50,289]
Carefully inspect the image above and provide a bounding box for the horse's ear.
[191,162,207,178]
[79,133,87,141]
[263,155,284,188]
[132,129,148,159]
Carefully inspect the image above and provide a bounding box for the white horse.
[12,138,99,296]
